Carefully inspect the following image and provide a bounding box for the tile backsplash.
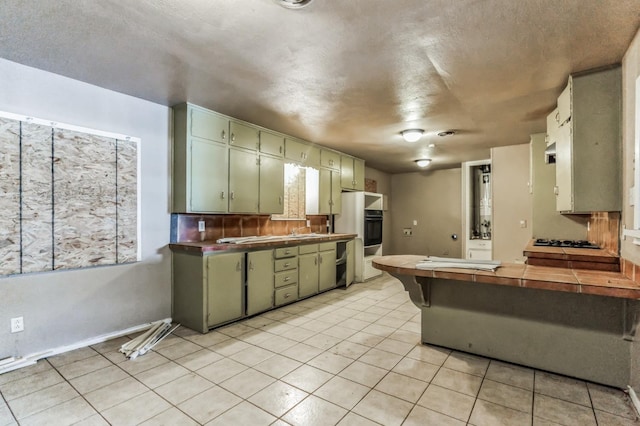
[587,211,620,254]
[171,214,330,243]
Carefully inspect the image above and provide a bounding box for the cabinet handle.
[279,146,283,153]
[230,191,235,200]
[319,255,323,264]
[220,191,225,199]
[555,112,560,123]
[278,196,283,205]
[236,261,241,271]
[284,293,291,299]
[221,130,226,140]
[285,250,290,255]
[469,251,473,259]
[352,180,356,186]
[284,276,290,282]
[231,133,236,143]
[284,262,290,268]
[249,261,254,271]
[314,257,317,265]
[553,186,559,195]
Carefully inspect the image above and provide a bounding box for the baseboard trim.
[629,386,640,417]
[0,317,172,375]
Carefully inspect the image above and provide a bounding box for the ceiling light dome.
[275,0,314,9]
[401,129,424,143]
[415,159,432,168]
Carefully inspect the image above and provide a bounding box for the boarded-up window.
[0,113,139,276]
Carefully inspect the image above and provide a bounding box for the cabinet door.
[353,158,365,191]
[555,122,573,211]
[190,107,228,143]
[306,145,321,168]
[299,253,319,298]
[229,148,259,213]
[330,170,342,214]
[340,155,354,189]
[190,139,228,212]
[318,168,332,215]
[260,131,284,157]
[321,149,340,170]
[247,250,274,316]
[207,253,244,327]
[229,121,259,151]
[546,108,558,146]
[468,249,492,261]
[319,249,337,292]
[346,240,355,287]
[285,139,308,163]
[259,155,284,214]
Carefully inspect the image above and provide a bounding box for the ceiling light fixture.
[401,129,424,143]
[275,0,314,9]
[437,130,456,137]
[415,159,432,168]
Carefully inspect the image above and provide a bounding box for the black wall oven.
[364,209,383,246]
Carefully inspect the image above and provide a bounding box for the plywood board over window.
[0,111,140,276]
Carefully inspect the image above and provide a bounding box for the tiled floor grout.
[1,273,639,425]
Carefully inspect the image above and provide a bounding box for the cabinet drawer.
[298,244,318,255]
[319,242,336,252]
[275,247,297,258]
[275,257,297,272]
[275,270,298,288]
[275,284,298,306]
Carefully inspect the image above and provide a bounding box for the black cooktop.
[533,239,600,249]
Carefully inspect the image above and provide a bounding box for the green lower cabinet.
[298,252,319,298]
[319,247,337,292]
[207,252,244,328]
[246,250,274,316]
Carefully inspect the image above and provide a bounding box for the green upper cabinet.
[306,168,340,215]
[260,131,284,157]
[229,147,259,213]
[190,140,229,213]
[321,149,341,170]
[330,169,342,214]
[341,155,364,191]
[553,67,621,213]
[173,103,229,213]
[285,138,320,168]
[259,155,284,214]
[230,120,260,151]
[190,107,229,143]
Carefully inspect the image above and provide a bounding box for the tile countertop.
[522,240,619,262]
[372,255,640,300]
[169,233,358,254]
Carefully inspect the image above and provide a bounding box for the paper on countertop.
[416,256,501,271]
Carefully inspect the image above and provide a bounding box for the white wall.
[364,166,392,255]
[491,144,533,262]
[0,59,172,357]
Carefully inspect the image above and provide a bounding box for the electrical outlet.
[198,220,205,232]
[11,317,24,333]
[306,219,311,227]
[403,228,413,236]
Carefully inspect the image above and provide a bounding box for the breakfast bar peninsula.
[372,255,640,388]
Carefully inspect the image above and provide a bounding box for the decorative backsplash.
[171,214,329,243]
[587,211,620,254]
[0,114,138,276]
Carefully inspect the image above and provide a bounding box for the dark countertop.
[372,255,640,300]
[523,240,618,262]
[169,233,358,254]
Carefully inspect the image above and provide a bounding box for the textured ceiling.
[1,0,639,173]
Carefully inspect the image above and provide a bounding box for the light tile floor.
[1,274,639,425]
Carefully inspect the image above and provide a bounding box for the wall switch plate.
[198,220,205,232]
[11,317,24,333]
[520,220,527,228]
[413,220,418,226]
[403,228,413,236]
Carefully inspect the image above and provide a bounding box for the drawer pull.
[231,133,236,143]
[284,276,290,282]
[284,293,291,299]
[221,130,226,140]
[220,191,225,199]
[284,262,290,268]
